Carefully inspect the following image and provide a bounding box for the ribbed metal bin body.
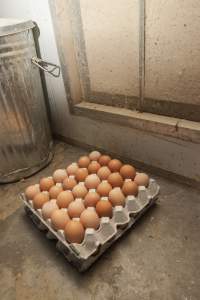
[0,19,53,183]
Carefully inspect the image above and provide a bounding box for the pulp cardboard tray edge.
[21,178,160,272]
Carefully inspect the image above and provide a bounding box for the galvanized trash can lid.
[0,18,35,36]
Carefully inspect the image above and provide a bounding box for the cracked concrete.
[0,141,200,300]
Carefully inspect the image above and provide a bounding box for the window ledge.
[74,102,200,144]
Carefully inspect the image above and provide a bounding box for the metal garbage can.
[0,18,58,183]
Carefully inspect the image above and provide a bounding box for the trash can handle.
[31,57,60,78]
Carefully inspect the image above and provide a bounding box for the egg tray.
[21,178,159,272]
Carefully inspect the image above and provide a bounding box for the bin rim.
[0,18,35,37]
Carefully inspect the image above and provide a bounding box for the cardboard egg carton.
[21,178,159,272]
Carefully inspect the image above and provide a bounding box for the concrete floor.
[0,141,200,300]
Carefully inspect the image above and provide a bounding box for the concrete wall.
[1,0,200,183]
[80,0,139,97]
[145,0,200,105]
[65,0,200,117]
[62,113,200,183]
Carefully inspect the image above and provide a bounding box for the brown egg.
[72,184,88,198]
[40,177,54,191]
[109,187,125,207]
[108,172,124,188]
[97,166,111,180]
[96,180,112,196]
[96,198,113,218]
[122,180,138,196]
[64,220,85,244]
[66,163,79,176]
[80,207,100,229]
[25,184,40,200]
[89,150,101,161]
[42,199,59,220]
[51,209,70,230]
[88,161,101,174]
[75,168,88,182]
[57,191,74,208]
[98,155,112,166]
[84,190,100,207]
[49,183,63,199]
[68,199,85,218]
[53,169,68,183]
[63,177,77,190]
[85,174,101,189]
[33,192,49,209]
[78,156,90,168]
[134,173,149,187]
[120,164,136,180]
[108,159,123,172]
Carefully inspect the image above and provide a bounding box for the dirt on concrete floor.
[0,141,200,300]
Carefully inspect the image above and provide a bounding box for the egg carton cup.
[21,178,159,272]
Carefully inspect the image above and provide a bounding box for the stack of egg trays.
[21,178,160,272]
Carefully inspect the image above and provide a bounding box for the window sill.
[73,102,200,144]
